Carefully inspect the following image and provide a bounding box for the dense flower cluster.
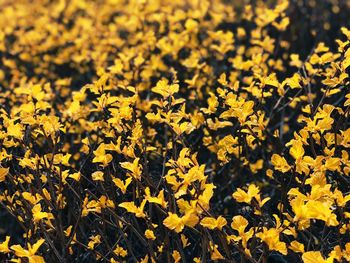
[0,0,350,262]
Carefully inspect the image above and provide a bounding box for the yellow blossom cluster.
[0,0,350,262]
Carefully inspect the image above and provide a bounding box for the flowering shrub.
[0,0,350,262]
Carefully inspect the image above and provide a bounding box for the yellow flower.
[152,79,179,98]
[114,245,127,258]
[232,184,269,209]
[271,154,291,173]
[163,212,199,233]
[0,167,9,182]
[0,236,10,253]
[289,140,304,160]
[144,187,168,209]
[120,158,142,180]
[91,171,104,181]
[145,229,156,240]
[11,239,45,263]
[119,200,147,218]
[209,242,224,260]
[6,122,23,140]
[232,184,260,204]
[172,250,181,263]
[256,227,287,255]
[200,216,227,230]
[32,204,51,223]
[88,235,101,250]
[289,241,304,253]
[113,177,132,194]
[92,143,113,167]
[302,251,332,263]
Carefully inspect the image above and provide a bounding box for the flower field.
[0,0,350,262]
